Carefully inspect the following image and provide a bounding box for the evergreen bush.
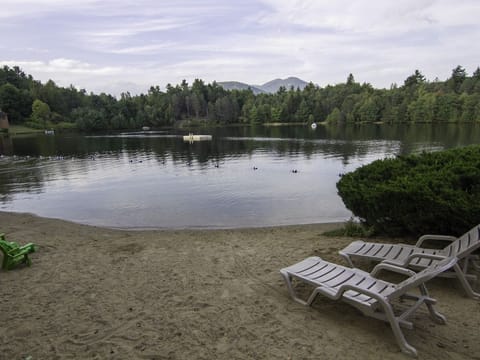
[337,145,480,237]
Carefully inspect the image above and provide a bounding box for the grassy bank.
[7,125,43,135]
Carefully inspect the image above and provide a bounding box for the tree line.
[0,65,479,131]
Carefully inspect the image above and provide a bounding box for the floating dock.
[183,134,212,142]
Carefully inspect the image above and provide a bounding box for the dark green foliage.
[337,145,480,237]
[404,69,426,88]
[1,65,480,131]
[0,83,32,123]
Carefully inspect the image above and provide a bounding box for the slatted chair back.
[389,256,458,299]
[442,225,480,259]
[0,238,15,269]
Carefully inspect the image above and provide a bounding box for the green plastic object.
[0,233,36,270]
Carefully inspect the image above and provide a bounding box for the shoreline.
[1,210,350,232]
[1,211,478,359]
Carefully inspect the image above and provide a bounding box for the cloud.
[81,18,196,48]
[0,0,479,95]
[75,2,260,52]
[108,43,179,55]
[257,0,479,33]
[0,59,132,94]
[0,58,123,75]
[248,0,480,83]
[0,0,99,18]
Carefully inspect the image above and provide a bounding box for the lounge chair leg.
[305,288,322,306]
[24,255,31,267]
[339,252,354,267]
[424,301,447,324]
[471,259,480,271]
[417,285,447,324]
[280,270,309,306]
[380,301,418,357]
[453,264,480,300]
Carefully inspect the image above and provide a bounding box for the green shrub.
[324,218,375,237]
[337,145,480,237]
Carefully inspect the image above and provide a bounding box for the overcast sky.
[1,0,479,95]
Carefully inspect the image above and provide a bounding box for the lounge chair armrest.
[19,243,35,252]
[335,284,389,304]
[404,253,447,266]
[382,253,449,267]
[370,263,417,278]
[415,235,457,248]
[313,283,387,303]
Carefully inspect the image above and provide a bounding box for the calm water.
[0,124,479,229]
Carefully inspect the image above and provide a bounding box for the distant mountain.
[218,77,309,94]
[217,81,265,95]
[257,77,309,93]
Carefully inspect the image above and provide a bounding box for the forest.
[0,65,479,131]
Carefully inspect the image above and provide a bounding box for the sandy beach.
[1,211,479,360]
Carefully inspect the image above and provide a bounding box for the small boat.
[44,129,55,135]
[183,133,212,142]
[142,126,150,131]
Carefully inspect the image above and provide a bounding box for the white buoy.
[311,123,317,129]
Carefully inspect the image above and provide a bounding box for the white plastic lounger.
[280,255,457,357]
[339,224,480,299]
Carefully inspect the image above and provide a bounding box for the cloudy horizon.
[1,0,479,95]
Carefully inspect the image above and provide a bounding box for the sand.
[0,211,479,360]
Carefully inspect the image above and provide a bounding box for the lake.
[0,123,479,229]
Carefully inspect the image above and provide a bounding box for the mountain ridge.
[216,81,265,95]
[218,77,309,94]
